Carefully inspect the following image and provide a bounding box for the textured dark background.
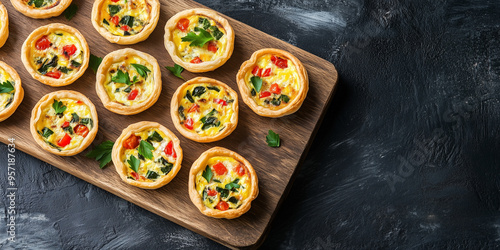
[2,0,500,249]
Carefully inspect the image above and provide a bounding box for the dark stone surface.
[2,0,500,249]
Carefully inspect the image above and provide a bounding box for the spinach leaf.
[119,15,134,27]
[251,88,256,96]
[216,187,229,198]
[40,127,54,138]
[198,17,211,29]
[145,170,159,180]
[108,5,121,16]
[147,131,163,143]
[228,197,238,204]
[38,56,58,75]
[202,189,208,201]
[185,90,194,103]
[207,85,220,92]
[201,117,220,130]
[209,26,224,40]
[123,86,131,93]
[103,19,110,25]
[63,126,73,135]
[280,94,290,103]
[178,106,185,120]
[80,118,93,128]
[202,165,212,182]
[192,86,206,97]
[71,60,81,68]
[158,157,173,175]
[225,182,240,191]
[58,67,72,74]
[70,113,80,123]
[271,98,281,106]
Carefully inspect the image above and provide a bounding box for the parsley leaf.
[0,81,14,93]
[202,165,213,182]
[63,3,78,20]
[251,76,263,92]
[111,70,131,85]
[127,155,140,173]
[266,130,280,148]
[89,54,103,73]
[86,140,114,168]
[131,64,150,79]
[225,182,240,191]
[138,140,154,160]
[165,64,184,80]
[181,27,214,47]
[52,100,67,115]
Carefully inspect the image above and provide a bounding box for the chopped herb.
[225,182,240,191]
[70,113,79,123]
[0,81,14,93]
[178,106,185,120]
[89,54,103,73]
[266,129,280,148]
[108,5,121,16]
[280,94,290,103]
[39,127,54,138]
[250,76,263,92]
[201,116,220,130]
[207,86,220,92]
[185,90,194,103]
[38,56,58,75]
[119,15,134,27]
[58,67,72,74]
[63,3,78,20]
[216,187,229,198]
[209,26,224,40]
[192,86,206,97]
[251,88,256,96]
[138,140,154,160]
[202,165,212,182]
[145,170,159,179]
[147,131,163,142]
[158,157,173,174]
[127,155,140,173]
[123,86,131,93]
[71,60,81,68]
[131,64,150,79]
[198,17,211,29]
[228,197,238,204]
[52,100,67,115]
[181,27,214,47]
[86,140,114,168]
[103,19,110,25]
[111,70,131,85]
[165,64,184,80]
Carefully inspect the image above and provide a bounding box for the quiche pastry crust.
[189,147,259,219]
[112,121,183,189]
[0,61,24,122]
[170,77,239,143]
[96,48,162,115]
[236,48,309,118]
[164,8,235,73]
[0,2,8,48]
[30,90,99,156]
[10,0,72,19]
[21,23,90,87]
[91,0,160,45]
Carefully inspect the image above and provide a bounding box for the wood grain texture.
[0,0,338,248]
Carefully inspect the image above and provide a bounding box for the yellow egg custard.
[92,0,159,44]
[236,48,309,118]
[0,62,24,122]
[189,147,258,219]
[112,121,183,189]
[30,91,98,156]
[96,48,162,115]
[21,24,89,86]
[164,8,235,72]
[10,0,72,19]
[170,77,238,143]
[0,2,8,48]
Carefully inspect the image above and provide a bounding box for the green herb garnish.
[89,54,103,73]
[0,81,14,93]
[52,100,67,115]
[280,95,290,103]
[185,90,194,103]
[86,140,114,168]
[202,165,213,182]
[192,86,206,97]
[131,64,150,79]
[111,70,132,85]
[108,5,121,16]
[181,27,214,47]
[165,64,184,80]
[266,129,280,148]
[119,15,134,27]
[207,86,220,92]
[145,170,159,179]
[138,140,154,160]
[251,76,263,92]
[63,3,78,20]
[70,113,80,123]
[147,131,163,142]
[127,155,140,173]
[39,127,54,138]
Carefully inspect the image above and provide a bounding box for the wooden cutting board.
[0,0,338,248]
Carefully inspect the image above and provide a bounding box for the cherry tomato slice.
[164,141,177,158]
[62,44,77,57]
[111,0,120,2]
[61,121,70,128]
[188,104,199,113]
[235,164,246,176]
[213,162,227,175]
[123,134,140,149]
[177,18,190,32]
[35,36,51,50]
[57,133,72,147]
[214,98,227,106]
[271,55,288,69]
[45,71,61,79]
[259,91,271,98]
[207,189,217,196]
[215,201,229,211]
[190,57,202,64]
[261,68,272,77]
[128,89,139,100]
[74,124,89,137]
[131,171,140,180]
[110,16,120,26]
[120,25,130,31]
[207,41,218,53]
[184,118,194,130]
[270,83,281,94]
[76,100,83,104]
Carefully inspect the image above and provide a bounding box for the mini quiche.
[0,61,24,122]
[189,147,258,219]
[0,2,8,48]
[170,77,238,143]
[164,8,235,73]
[112,121,183,189]
[236,48,309,118]
[96,48,161,115]
[91,0,160,45]
[10,0,72,19]
[30,91,98,156]
[21,23,90,87]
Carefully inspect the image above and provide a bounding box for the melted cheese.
[25,0,58,9]
[30,31,84,79]
[36,98,94,151]
[172,15,227,63]
[104,56,154,106]
[121,129,177,181]
[100,0,151,36]
[244,54,299,110]
[0,67,15,112]
[195,156,251,209]
[178,83,235,137]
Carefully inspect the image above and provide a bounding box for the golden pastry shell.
[0,61,24,122]
[10,0,72,19]
[0,2,8,48]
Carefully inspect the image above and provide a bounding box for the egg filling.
[30,31,84,80]
[100,0,151,37]
[172,15,227,63]
[178,83,235,137]
[195,156,251,210]
[0,67,15,112]
[121,129,177,182]
[36,98,94,151]
[24,0,59,9]
[104,55,153,106]
[244,54,299,110]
